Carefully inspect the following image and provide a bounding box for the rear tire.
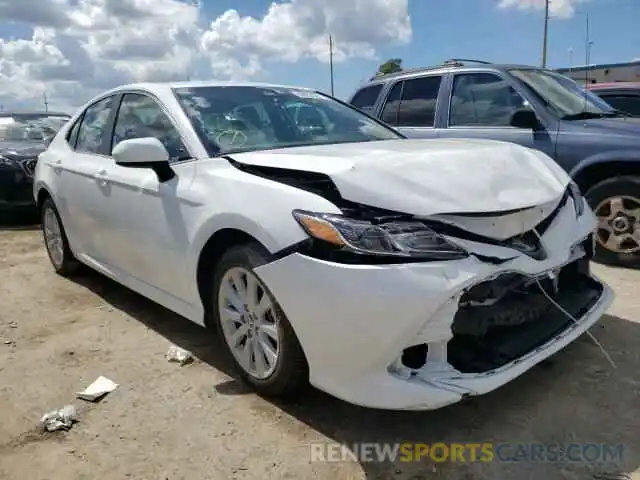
[584,175,640,268]
[41,198,80,276]
[209,242,309,397]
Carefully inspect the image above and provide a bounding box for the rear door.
[56,95,119,262]
[377,75,444,139]
[437,71,556,157]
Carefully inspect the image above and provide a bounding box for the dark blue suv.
[347,59,640,268]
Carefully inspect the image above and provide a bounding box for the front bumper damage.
[254,197,614,411]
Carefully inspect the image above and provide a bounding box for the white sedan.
[34,81,613,410]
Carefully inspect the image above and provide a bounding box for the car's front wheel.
[41,197,80,276]
[210,243,308,397]
[585,175,640,268]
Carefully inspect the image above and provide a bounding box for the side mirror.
[510,108,539,130]
[112,137,175,182]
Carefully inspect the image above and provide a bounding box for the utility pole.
[329,35,335,96]
[584,14,593,86]
[42,92,49,112]
[541,0,550,68]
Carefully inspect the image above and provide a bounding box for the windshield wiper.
[561,111,607,120]
[562,110,631,120]
[604,109,633,118]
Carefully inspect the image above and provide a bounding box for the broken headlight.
[568,181,585,217]
[292,210,469,260]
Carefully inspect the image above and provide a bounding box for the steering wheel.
[215,130,248,147]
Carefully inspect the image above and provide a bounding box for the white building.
[555,60,640,85]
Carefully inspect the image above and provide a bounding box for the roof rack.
[442,58,492,66]
[368,58,494,81]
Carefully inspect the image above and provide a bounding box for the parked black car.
[347,59,640,268]
[0,112,70,214]
[586,82,640,117]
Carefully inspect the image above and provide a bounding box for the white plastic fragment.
[76,376,118,402]
[40,405,77,432]
[165,345,193,365]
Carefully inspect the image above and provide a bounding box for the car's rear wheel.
[585,175,640,268]
[210,243,308,397]
[41,197,80,276]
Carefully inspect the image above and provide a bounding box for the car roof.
[96,81,319,99]
[360,59,545,86]
[0,111,70,117]
[586,82,640,90]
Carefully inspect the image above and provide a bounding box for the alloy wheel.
[217,267,280,379]
[594,195,640,255]
[43,206,64,268]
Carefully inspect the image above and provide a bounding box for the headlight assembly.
[568,181,585,217]
[292,210,469,261]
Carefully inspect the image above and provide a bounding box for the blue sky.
[0,0,637,109]
[193,0,639,99]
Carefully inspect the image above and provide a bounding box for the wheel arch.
[570,155,640,194]
[191,213,308,318]
[35,184,54,212]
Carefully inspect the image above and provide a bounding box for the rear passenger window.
[76,96,115,154]
[350,84,383,114]
[380,82,403,125]
[397,76,442,127]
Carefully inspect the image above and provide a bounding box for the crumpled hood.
[228,138,571,216]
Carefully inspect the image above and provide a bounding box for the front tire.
[41,198,80,276]
[210,243,308,397]
[584,175,640,268]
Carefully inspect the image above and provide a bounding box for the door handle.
[94,169,109,187]
[52,159,62,173]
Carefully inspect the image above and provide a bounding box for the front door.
[437,72,557,158]
[94,92,196,302]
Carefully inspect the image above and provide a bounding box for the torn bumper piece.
[255,228,613,410]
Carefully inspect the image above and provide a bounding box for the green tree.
[377,58,403,75]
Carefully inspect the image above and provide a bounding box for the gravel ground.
[0,219,639,480]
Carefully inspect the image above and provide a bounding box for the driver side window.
[111,93,188,162]
[449,73,526,127]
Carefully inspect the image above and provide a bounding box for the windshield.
[509,69,619,119]
[173,86,402,155]
[0,116,69,142]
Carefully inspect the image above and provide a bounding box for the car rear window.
[349,84,383,114]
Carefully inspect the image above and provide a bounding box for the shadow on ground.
[0,211,39,231]
[70,268,640,480]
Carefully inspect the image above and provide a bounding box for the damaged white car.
[34,82,614,410]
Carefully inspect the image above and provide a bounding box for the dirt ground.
[0,218,639,480]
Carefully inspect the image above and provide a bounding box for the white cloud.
[0,0,411,112]
[497,0,587,18]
